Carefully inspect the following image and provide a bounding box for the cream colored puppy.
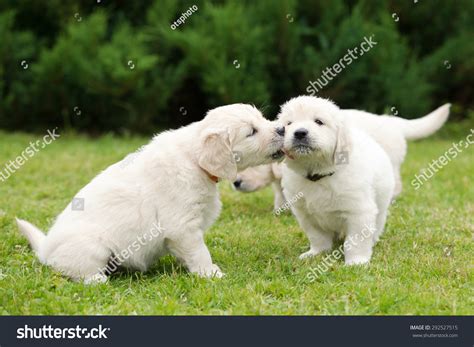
[232,163,285,211]
[279,96,394,265]
[234,101,450,206]
[16,104,285,283]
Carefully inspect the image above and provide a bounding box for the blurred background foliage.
[0,0,472,134]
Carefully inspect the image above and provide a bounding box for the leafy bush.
[0,0,472,133]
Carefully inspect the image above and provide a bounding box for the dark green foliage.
[0,0,472,133]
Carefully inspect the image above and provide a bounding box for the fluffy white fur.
[279,96,395,265]
[232,163,285,210]
[234,100,450,209]
[16,104,284,283]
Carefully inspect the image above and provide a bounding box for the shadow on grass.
[106,255,187,283]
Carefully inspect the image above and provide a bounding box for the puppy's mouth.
[271,149,285,160]
[234,185,252,193]
[284,145,315,159]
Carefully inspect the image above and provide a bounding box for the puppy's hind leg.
[374,185,393,244]
[167,231,223,278]
[272,180,286,212]
[45,238,112,284]
[392,166,403,199]
[373,209,389,245]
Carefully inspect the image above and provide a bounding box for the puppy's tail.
[16,218,46,259]
[400,103,451,140]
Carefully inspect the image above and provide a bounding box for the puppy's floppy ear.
[333,116,352,165]
[198,128,237,181]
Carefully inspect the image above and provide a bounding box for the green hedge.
[0,0,472,133]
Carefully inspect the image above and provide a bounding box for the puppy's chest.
[197,194,222,230]
[302,186,341,214]
[294,182,347,231]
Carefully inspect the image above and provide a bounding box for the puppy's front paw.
[83,273,108,285]
[299,250,320,260]
[345,255,371,266]
[197,264,224,278]
[273,201,287,214]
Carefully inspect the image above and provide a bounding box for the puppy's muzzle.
[269,127,285,160]
[294,128,308,140]
[276,127,285,136]
[292,128,311,146]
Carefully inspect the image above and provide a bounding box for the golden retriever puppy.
[234,101,450,208]
[17,104,285,283]
[279,96,394,265]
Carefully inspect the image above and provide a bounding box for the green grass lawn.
[0,129,472,315]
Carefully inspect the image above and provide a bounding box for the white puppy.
[16,104,285,283]
[232,163,285,211]
[234,101,450,207]
[279,96,394,265]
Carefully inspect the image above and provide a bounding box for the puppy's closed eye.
[247,127,258,137]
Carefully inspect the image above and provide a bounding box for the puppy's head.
[198,104,284,181]
[232,164,274,192]
[278,96,350,165]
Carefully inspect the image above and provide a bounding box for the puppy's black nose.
[294,128,308,139]
[276,127,285,136]
[233,179,242,188]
